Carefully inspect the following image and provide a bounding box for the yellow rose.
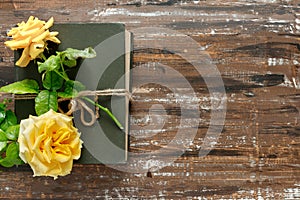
[18,110,82,179]
[4,16,60,67]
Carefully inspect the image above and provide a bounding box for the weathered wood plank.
[0,0,299,199]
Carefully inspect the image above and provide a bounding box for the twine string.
[15,89,131,126]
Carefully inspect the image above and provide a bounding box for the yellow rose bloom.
[18,110,82,179]
[4,16,60,67]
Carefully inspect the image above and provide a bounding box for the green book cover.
[14,23,131,164]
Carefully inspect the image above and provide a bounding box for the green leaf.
[72,80,86,92]
[0,141,7,152]
[0,129,7,142]
[5,125,20,141]
[0,110,6,125]
[7,142,24,165]
[0,142,23,167]
[0,103,6,111]
[38,54,60,73]
[12,157,24,166]
[58,80,86,98]
[0,79,39,94]
[0,158,14,167]
[0,110,17,131]
[35,90,58,115]
[0,157,23,167]
[57,91,73,99]
[63,47,96,60]
[62,59,77,68]
[6,142,19,158]
[61,47,96,68]
[42,71,64,91]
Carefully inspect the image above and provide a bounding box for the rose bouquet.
[0,16,122,179]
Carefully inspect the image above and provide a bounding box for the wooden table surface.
[0,0,300,199]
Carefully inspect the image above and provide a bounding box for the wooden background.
[0,0,300,199]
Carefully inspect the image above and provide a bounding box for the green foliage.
[0,110,6,125]
[0,142,23,167]
[38,47,96,73]
[0,110,17,131]
[58,80,86,98]
[38,54,61,73]
[0,141,7,153]
[0,129,7,142]
[0,79,39,94]
[0,101,23,167]
[35,47,96,114]
[0,47,96,116]
[35,90,58,116]
[5,125,20,141]
[42,71,64,91]
[60,47,96,67]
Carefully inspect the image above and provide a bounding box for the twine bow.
[58,89,131,126]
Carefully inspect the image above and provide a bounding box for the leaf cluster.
[0,102,23,167]
[0,47,96,116]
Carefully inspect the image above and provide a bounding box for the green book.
[15,23,131,164]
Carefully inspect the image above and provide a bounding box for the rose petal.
[15,46,31,67]
[29,41,45,59]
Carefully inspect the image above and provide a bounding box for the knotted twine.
[15,89,131,126]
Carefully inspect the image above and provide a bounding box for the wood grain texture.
[0,0,300,199]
